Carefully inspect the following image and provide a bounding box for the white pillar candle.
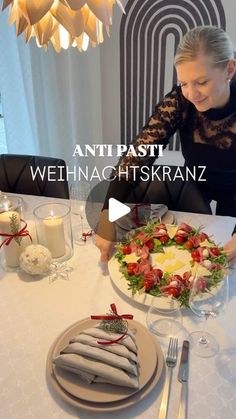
[0,210,21,267]
[43,215,66,258]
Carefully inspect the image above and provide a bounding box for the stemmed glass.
[146,295,183,338]
[189,273,229,357]
[69,183,88,244]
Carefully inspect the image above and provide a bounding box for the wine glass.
[189,273,229,357]
[146,295,183,337]
[69,183,89,244]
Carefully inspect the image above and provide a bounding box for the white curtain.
[0,10,37,154]
[0,8,104,169]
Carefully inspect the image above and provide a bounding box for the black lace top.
[105,80,236,206]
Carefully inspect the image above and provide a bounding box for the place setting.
[46,303,164,413]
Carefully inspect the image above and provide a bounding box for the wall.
[100,0,236,166]
[1,1,236,170]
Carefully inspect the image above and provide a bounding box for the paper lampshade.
[2,0,125,52]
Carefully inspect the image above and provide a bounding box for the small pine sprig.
[99,310,127,334]
[9,214,21,245]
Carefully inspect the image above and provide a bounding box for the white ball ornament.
[20,244,52,275]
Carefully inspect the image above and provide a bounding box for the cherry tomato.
[127,263,138,275]
[159,235,169,244]
[123,245,131,254]
[211,247,220,257]
[146,239,154,250]
[191,250,201,262]
[166,287,180,297]
[175,235,185,244]
[185,239,194,250]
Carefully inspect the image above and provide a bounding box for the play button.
[84,180,135,242]
[108,198,130,222]
[84,179,151,241]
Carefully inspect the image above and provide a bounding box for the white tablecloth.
[1,194,236,419]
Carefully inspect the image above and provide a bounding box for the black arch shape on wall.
[120,0,226,148]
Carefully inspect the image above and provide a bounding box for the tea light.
[43,211,66,258]
[0,210,21,267]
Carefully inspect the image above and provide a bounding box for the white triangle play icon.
[108,198,131,222]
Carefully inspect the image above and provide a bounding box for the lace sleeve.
[113,85,186,180]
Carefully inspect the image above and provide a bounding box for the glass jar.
[34,203,73,261]
[0,210,31,270]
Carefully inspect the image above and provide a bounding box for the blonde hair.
[174,26,236,68]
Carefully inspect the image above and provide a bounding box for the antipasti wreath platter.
[108,222,229,308]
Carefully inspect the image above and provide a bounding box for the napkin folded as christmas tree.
[53,325,139,389]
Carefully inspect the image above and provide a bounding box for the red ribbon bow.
[82,230,94,242]
[91,303,133,345]
[0,219,32,248]
[131,204,150,227]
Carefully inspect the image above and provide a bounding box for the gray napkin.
[62,342,138,375]
[76,327,137,353]
[53,325,139,389]
[70,333,137,362]
[53,353,139,388]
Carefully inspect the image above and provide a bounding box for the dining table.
[0,193,236,419]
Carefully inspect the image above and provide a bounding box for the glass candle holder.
[0,193,23,216]
[34,203,73,262]
[0,211,32,271]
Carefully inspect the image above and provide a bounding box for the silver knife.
[177,340,189,419]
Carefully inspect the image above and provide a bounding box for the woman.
[96,25,236,263]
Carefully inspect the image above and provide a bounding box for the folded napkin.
[62,342,138,375]
[53,324,139,389]
[53,353,139,388]
[70,333,137,362]
[77,326,137,353]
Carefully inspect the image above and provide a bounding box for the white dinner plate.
[46,318,164,411]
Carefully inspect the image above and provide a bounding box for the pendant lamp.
[2,0,125,52]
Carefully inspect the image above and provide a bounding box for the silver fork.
[158,337,178,419]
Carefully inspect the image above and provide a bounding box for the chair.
[127,165,212,214]
[97,166,212,214]
[0,154,69,199]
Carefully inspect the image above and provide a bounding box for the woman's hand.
[95,210,116,262]
[95,235,115,262]
[224,233,236,264]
